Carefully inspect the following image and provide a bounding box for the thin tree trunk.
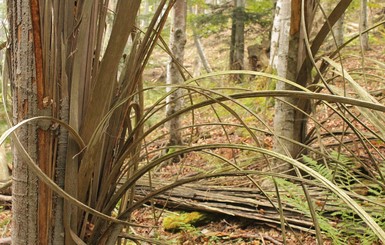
[193,30,213,73]
[166,0,187,147]
[335,13,344,46]
[360,0,369,50]
[269,0,285,69]
[230,0,245,82]
[141,0,150,28]
[190,5,213,73]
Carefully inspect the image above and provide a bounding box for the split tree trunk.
[270,0,301,161]
[8,1,55,244]
[268,0,317,182]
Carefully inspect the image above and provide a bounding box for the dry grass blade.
[0,117,144,228]
[325,57,385,139]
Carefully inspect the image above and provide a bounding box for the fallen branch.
[134,179,318,232]
[0,194,11,202]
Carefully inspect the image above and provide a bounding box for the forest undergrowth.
[2,22,385,245]
[121,35,385,243]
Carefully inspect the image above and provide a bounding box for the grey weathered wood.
[134,180,319,232]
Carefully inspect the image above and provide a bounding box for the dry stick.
[0,194,11,202]
[0,237,11,244]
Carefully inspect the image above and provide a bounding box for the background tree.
[166,0,187,148]
[334,13,345,46]
[360,0,369,50]
[229,0,245,82]
[270,0,312,166]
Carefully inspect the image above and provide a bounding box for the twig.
[118,233,166,245]
[260,232,266,245]
[263,235,283,245]
[0,194,11,202]
[0,180,12,191]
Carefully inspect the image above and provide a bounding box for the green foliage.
[302,155,333,181]
[276,178,344,244]
[299,153,385,243]
[246,0,274,24]
[188,1,273,37]
[303,152,360,190]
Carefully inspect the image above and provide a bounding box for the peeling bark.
[8,1,39,243]
[267,0,317,186]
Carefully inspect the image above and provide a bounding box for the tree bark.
[335,13,345,46]
[190,5,213,74]
[166,0,187,147]
[8,0,41,243]
[360,0,369,50]
[193,29,213,73]
[270,0,297,159]
[268,0,317,184]
[230,0,245,82]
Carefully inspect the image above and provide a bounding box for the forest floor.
[131,27,385,243]
[1,26,385,244]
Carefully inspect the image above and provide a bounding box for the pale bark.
[269,0,317,178]
[335,14,344,46]
[271,0,299,161]
[190,5,213,74]
[270,0,291,75]
[193,30,213,73]
[166,0,187,147]
[360,0,369,50]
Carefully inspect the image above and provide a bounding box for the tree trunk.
[269,0,287,70]
[360,0,369,50]
[166,0,187,148]
[230,0,245,82]
[8,1,55,244]
[190,5,213,74]
[270,0,295,154]
[267,0,317,185]
[335,13,345,46]
[193,30,213,74]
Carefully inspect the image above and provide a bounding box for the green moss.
[163,212,207,232]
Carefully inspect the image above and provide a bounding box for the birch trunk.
[166,0,187,147]
[267,0,317,185]
[271,0,300,163]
